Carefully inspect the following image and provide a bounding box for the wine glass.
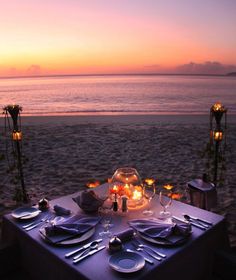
[98,206,113,238]
[143,178,156,216]
[159,185,173,219]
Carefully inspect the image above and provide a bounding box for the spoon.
[73,241,99,260]
[183,214,209,228]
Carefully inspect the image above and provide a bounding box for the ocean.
[0,75,235,115]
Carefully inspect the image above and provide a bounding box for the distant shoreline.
[1,114,236,126]
[0,72,234,80]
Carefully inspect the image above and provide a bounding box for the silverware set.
[132,239,166,262]
[172,214,213,230]
[22,214,54,231]
[126,249,154,264]
[65,239,105,264]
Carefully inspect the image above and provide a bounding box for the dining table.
[2,183,229,280]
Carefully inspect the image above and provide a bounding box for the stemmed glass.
[143,178,156,216]
[159,185,173,219]
[98,206,113,238]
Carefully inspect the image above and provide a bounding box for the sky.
[0,0,236,77]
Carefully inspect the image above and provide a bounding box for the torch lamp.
[3,104,29,203]
[209,102,227,186]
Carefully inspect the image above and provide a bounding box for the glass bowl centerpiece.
[109,167,144,209]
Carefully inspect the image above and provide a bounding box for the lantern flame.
[12,131,22,141]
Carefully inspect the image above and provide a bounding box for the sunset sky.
[1,0,236,77]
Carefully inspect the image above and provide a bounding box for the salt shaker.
[121,196,128,214]
[112,193,118,212]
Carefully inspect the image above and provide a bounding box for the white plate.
[39,227,95,246]
[11,207,41,220]
[109,251,145,273]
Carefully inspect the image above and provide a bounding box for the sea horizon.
[1,74,235,117]
[1,72,235,80]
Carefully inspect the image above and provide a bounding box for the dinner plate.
[11,207,41,220]
[138,232,190,246]
[109,251,145,273]
[39,227,95,246]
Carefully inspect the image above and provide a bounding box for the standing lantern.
[3,105,29,203]
[210,102,227,186]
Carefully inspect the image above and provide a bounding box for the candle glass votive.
[109,167,143,209]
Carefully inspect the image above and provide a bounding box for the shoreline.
[1,114,236,126]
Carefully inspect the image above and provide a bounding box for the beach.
[0,114,236,246]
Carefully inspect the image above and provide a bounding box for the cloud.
[26,64,41,76]
[175,61,236,75]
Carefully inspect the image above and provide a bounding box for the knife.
[73,246,106,264]
[183,214,213,225]
[65,239,103,258]
[172,216,206,230]
[126,249,154,264]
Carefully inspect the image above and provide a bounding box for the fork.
[126,249,154,264]
[24,214,53,231]
[133,239,166,258]
[136,247,162,261]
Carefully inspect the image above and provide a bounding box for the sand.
[0,114,235,246]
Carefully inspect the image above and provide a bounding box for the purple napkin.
[116,228,135,242]
[43,216,101,244]
[53,205,71,216]
[129,219,191,245]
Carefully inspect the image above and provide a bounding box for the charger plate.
[138,231,191,246]
[109,251,145,273]
[39,226,95,246]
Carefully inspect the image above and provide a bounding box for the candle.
[144,178,155,186]
[132,189,142,200]
[163,184,174,190]
[86,180,100,188]
[110,185,119,194]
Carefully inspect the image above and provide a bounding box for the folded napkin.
[129,219,191,245]
[53,205,71,216]
[116,228,135,242]
[73,190,105,213]
[43,215,101,244]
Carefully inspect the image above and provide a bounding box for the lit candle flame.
[86,180,100,188]
[163,184,174,190]
[132,189,142,200]
[144,178,155,186]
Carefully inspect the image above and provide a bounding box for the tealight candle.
[132,189,142,200]
[144,178,155,186]
[163,184,174,190]
[110,185,119,194]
